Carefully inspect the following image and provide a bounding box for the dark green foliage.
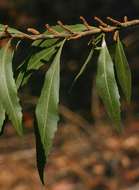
[0,24,132,184]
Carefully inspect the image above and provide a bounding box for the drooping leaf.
[35,39,65,158]
[0,40,23,135]
[0,103,5,132]
[96,37,121,130]
[71,48,94,88]
[115,38,131,102]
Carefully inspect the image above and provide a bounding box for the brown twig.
[107,17,122,26]
[94,16,108,27]
[0,17,139,41]
[99,25,115,32]
[80,16,92,30]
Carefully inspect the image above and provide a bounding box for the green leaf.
[35,39,65,157]
[115,38,131,102]
[96,37,121,130]
[0,103,5,132]
[72,48,94,87]
[0,40,23,135]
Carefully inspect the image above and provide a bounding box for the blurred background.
[0,0,139,190]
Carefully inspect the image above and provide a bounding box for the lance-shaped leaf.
[0,103,5,132]
[35,39,65,157]
[0,41,23,135]
[71,48,94,88]
[115,38,131,102]
[96,37,121,130]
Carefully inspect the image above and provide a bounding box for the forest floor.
[0,109,139,190]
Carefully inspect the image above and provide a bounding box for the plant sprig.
[0,16,139,41]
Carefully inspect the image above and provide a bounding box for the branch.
[1,16,139,41]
